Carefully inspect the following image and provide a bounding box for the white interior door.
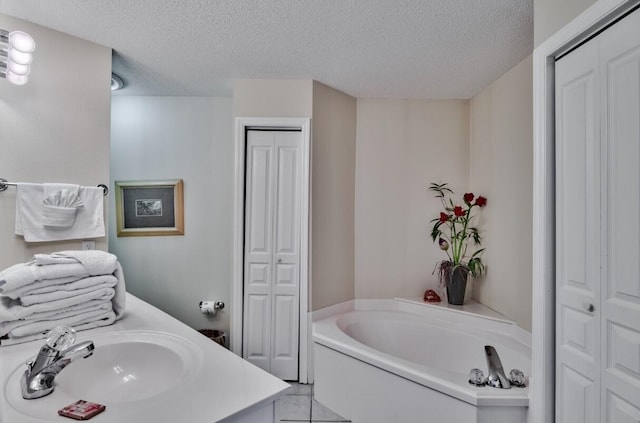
[555,34,601,423]
[555,7,640,422]
[599,9,640,421]
[243,130,301,381]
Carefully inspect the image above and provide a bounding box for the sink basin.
[4,331,204,420]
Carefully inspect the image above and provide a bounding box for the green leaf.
[470,228,482,245]
[468,257,485,278]
[471,248,485,258]
[428,182,452,198]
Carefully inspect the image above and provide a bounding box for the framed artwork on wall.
[115,179,184,237]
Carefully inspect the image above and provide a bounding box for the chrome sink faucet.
[21,327,94,399]
[484,345,511,389]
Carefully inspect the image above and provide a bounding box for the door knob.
[277,258,282,263]
[584,303,595,313]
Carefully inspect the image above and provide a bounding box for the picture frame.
[115,179,184,237]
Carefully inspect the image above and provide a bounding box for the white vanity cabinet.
[0,294,289,423]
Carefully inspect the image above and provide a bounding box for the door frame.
[532,0,639,421]
[231,117,311,383]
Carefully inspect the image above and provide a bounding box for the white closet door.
[270,133,301,380]
[555,37,601,423]
[243,131,275,373]
[556,7,640,422]
[599,9,640,422]
[243,130,301,381]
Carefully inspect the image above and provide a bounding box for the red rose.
[463,193,474,204]
[454,206,465,217]
[439,212,449,223]
[475,196,487,207]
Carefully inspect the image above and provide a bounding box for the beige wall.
[233,79,313,117]
[311,82,357,310]
[0,14,111,270]
[534,0,598,46]
[354,99,469,299]
[469,55,533,331]
[233,79,358,311]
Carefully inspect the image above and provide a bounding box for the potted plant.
[429,182,487,305]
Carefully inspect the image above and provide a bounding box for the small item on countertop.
[423,289,441,303]
[58,400,106,420]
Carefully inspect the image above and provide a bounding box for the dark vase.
[447,265,468,305]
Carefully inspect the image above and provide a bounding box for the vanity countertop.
[0,293,290,423]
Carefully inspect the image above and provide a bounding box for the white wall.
[354,99,469,299]
[469,55,533,331]
[110,96,233,333]
[534,0,598,46]
[0,13,111,270]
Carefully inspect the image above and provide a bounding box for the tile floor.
[275,383,350,423]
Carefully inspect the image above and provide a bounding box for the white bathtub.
[313,299,531,423]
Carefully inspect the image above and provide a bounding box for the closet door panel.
[270,132,301,381]
[555,36,601,423]
[606,391,640,423]
[244,293,270,370]
[559,363,597,423]
[243,131,275,371]
[600,8,640,414]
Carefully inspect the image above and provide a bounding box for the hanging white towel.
[15,183,105,242]
[42,183,84,227]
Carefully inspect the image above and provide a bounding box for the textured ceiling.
[0,0,533,99]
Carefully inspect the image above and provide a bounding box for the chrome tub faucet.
[20,327,94,399]
[484,345,511,389]
[468,345,526,388]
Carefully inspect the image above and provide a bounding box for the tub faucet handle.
[509,369,526,387]
[468,368,485,386]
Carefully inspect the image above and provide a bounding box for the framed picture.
[115,180,184,237]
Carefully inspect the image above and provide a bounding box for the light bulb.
[5,70,28,85]
[8,48,32,65]
[9,31,35,53]
[7,60,30,76]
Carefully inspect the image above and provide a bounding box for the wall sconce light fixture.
[1,28,36,86]
[111,73,125,91]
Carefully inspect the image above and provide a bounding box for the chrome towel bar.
[0,178,108,196]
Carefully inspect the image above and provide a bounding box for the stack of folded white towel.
[0,250,126,346]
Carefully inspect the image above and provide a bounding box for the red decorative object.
[423,289,441,303]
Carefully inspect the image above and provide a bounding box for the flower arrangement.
[429,182,487,287]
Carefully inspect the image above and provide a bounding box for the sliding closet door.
[555,35,601,423]
[556,7,640,422]
[599,9,640,422]
[243,130,301,381]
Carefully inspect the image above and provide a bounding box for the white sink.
[4,330,204,420]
